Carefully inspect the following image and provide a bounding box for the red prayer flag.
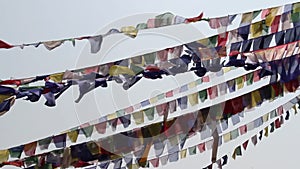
[0,40,13,49]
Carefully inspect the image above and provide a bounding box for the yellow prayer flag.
[188,81,197,88]
[293,2,300,13]
[223,132,231,143]
[121,26,138,38]
[264,126,269,137]
[250,21,263,38]
[67,130,79,143]
[50,72,64,83]
[236,76,244,89]
[241,12,253,25]
[149,97,158,104]
[188,93,199,106]
[132,111,144,125]
[107,113,118,121]
[265,7,281,26]
[0,95,10,103]
[251,90,262,108]
[0,149,9,163]
[263,113,269,122]
[109,65,135,76]
[180,149,187,159]
[223,67,232,73]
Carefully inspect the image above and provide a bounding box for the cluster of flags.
[1,1,300,169]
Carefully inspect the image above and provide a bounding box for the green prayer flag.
[130,63,144,74]
[188,145,197,155]
[246,72,254,85]
[81,125,94,138]
[144,107,154,121]
[136,23,148,30]
[252,10,261,19]
[198,89,208,102]
[143,53,156,64]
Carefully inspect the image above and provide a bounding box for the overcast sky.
[0,0,300,169]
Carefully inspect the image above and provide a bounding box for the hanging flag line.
[203,102,297,169]
[230,103,298,162]
[0,12,206,53]
[0,1,298,55]
[1,77,299,168]
[1,91,298,169]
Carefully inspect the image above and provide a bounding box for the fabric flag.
[112,158,122,169]
[121,26,138,38]
[188,93,199,106]
[8,145,24,158]
[247,121,255,131]
[67,129,79,143]
[199,89,208,102]
[156,103,169,116]
[231,114,240,125]
[132,111,144,125]
[230,129,239,140]
[188,145,197,155]
[166,90,173,98]
[208,86,218,100]
[250,21,263,38]
[271,15,281,33]
[95,122,107,134]
[205,139,214,150]
[168,151,179,162]
[141,100,150,107]
[239,125,247,135]
[240,12,253,26]
[0,96,16,116]
[285,110,290,120]
[270,122,275,133]
[227,79,236,93]
[38,136,52,150]
[282,12,292,30]
[144,107,155,120]
[264,126,269,137]
[258,130,263,140]
[218,82,227,95]
[169,100,177,114]
[275,118,281,128]
[81,125,94,138]
[263,113,269,122]
[232,146,242,160]
[180,149,187,159]
[99,161,110,169]
[177,96,188,110]
[88,35,103,53]
[0,150,9,163]
[251,90,262,107]
[197,143,206,153]
[24,142,37,156]
[160,155,169,166]
[43,40,63,50]
[53,134,66,148]
[251,135,258,146]
[0,40,13,49]
[242,140,249,150]
[223,132,231,143]
[149,158,159,168]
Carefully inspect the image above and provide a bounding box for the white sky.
[0,0,300,169]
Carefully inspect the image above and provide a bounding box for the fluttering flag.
[0,40,13,49]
